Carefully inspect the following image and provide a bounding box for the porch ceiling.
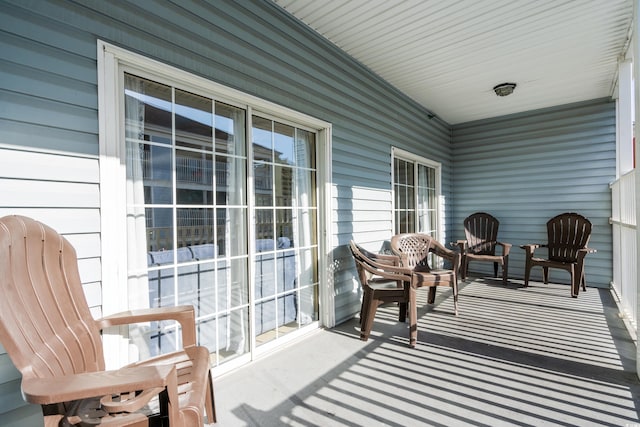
[271,0,634,124]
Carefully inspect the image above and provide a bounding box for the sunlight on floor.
[215,278,639,426]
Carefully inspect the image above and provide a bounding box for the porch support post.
[618,59,634,177]
[633,0,640,380]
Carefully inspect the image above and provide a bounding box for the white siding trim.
[319,126,335,328]
[97,41,131,368]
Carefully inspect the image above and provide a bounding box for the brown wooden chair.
[0,215,216,426]
[390,234,460,316]
[454,212,512,285]
[349,241,415,346]
[521,212,596,297]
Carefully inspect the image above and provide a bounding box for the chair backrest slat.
[546,212,592,263]
[464,212,499,255]
[0,215,104,381]
[390,233,453,272]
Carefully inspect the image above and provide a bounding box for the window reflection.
[124,74,318,363]
[394,157,439,237]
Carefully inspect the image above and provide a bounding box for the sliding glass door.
[122,74,318,368]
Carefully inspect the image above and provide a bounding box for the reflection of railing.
[177,208,211,226]
[146,237,298,355]
[610,170,637,335]
[176,156,212,184]
[141,149,230,186]
[148,225,217,251]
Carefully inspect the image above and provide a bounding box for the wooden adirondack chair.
[0,215,216,426]
[521,212,596,297]
[454,212,512,285]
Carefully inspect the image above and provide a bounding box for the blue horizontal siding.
[0,1,454,419]
[452,99,615,287]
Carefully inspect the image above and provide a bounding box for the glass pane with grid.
[252,116,319,345]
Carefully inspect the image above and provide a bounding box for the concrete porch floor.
[214,277,640,426]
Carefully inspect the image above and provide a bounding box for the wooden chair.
[0,215,216,426]
[453,212,512,285]
[390,234,460,316]
[521,212,596,297]
[348,241,415,346]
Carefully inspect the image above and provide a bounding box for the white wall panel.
[0,147,99,181]
[0,179,99,207]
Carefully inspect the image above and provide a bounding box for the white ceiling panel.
[272,0,633,124]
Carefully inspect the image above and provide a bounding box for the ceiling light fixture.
[493,82,517,97]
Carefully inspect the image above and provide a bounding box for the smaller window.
[392,149,441,238]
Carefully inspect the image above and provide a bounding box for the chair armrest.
[429,244,460,272]
[451,240,467,253]
[431,243,458,262]
[361,255,413,277]
[97,306,197,347]
[576,247,596,262]
[370,252,402,267]
[22,365,175,405]
[520,243,544,257]
[496,242,512,256]
[353,253,413,282]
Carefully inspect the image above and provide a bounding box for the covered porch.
[215,277,639,425]
[1,0,639,425]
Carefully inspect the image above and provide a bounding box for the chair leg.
[570,266,579,298]
[427,286,437,304]
[542,267,549,284]
[408,286,417,348]
[493,261,498,278]
[360,293,377,341]
[205,370,216,424]
[360,291,371,327]
[502,257,508,286]
[524,263,531,287]
[398,301,407,322]
[461,258,468,280]
[452,282,459,316]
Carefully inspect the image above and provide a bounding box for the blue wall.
[452,99,615,286]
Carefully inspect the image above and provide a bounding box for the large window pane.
[296,129,315,169]
[274,165,293,207]
[252,116,273,161]
[274,122,295,165]
[176,150,213,204]
[177,208,214,249]
[252,116,318,347]
[175,89,213,148]
[215,102,246,156]
[254,163,273,207]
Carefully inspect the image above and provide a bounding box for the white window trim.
[391,147,443,241]
[97,41,334,367]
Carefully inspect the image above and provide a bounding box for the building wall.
[451,99,615,287]
[0,0,451,422]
